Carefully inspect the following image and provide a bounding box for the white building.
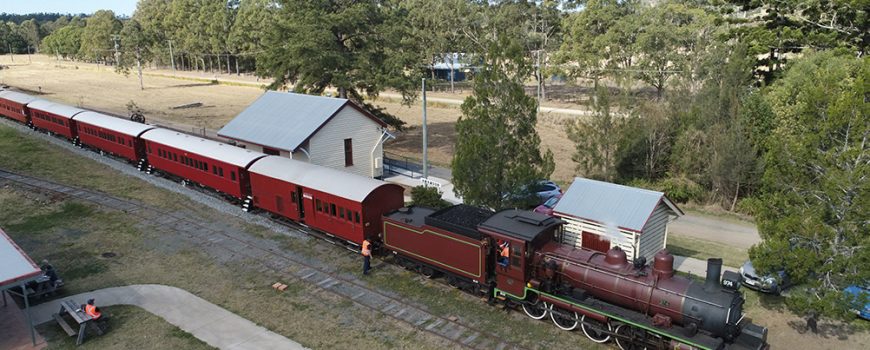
[553,177,683,263]
[218,91,392,178]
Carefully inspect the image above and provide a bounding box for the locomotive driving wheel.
[614,324,647,350]
[522,300,548,320]
[548,304,579,331]
[580,315,612,343]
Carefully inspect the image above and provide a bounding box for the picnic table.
[53,299,104,345]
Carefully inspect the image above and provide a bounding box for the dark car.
[533,194,561,216]
[844,285,870,320]
[739,260,790,295]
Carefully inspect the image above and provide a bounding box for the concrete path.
[29,285,306,350]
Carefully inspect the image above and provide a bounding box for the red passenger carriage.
[247,156,404,244]
[0,91,39,124]
[73,111,155,162]
[27,100,85,139]
[142,128,266,199]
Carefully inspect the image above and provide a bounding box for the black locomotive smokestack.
[705,258,723,290]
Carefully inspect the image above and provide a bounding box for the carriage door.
[495,238,526,298]
[293,186,306,219]
[300,190,314,223]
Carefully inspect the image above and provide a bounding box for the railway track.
[0,168,526,350]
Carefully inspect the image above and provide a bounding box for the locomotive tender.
[0,90,768,350]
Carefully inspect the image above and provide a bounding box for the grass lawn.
[36,305,215,350]
[667,234,748,268]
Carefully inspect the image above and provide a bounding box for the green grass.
[667,234,748,268]
[36,305,216,350]
[6,202,93,233]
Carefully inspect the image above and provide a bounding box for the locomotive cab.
[478,210,564,298]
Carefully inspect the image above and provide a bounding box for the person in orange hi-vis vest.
[362,239,372,275]
[85,299,101,320]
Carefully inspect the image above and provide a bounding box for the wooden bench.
[53,299,103,345]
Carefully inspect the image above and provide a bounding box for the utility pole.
[8,44,13,62]
[111,34,121,66]
[422,78,428,179]
[167,40,176,72]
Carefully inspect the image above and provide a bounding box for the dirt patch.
[1,54,581,183]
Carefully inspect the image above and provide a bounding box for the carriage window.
[173,154,178,162]
[339,207,345,219]
[330,204,336,216]
[230,171,236,181]
[290,191,297,203]
[316,199,322,212]
[218,167,224,177]
[354,212,360,223]
[212,165,217,175]
[511,246,522,267]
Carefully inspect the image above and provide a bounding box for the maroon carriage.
[27,100,86,139]
[73,111,155,162]
[382,205,494,286]
[0,91,39,124]
[247,156,404,244]
[142,128,266,199]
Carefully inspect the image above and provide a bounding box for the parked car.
[530,180,562,201]
[739,260,790,295]
[844,285,870,320]
[504,180,562,208]
[534,194,561,216]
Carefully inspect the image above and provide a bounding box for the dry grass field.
[0,54,580,183]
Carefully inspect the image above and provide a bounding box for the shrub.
[410,186,450,209]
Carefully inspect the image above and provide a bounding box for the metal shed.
[73,111,156,162]
[141,128,266,198]
[0,227,43,346]
[0,91,39,124]
[27,100,86,138]
[553,177,683,262]
[248,155,404,244]
[218,91,391,178]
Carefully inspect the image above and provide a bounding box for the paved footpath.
[29,284,306,350]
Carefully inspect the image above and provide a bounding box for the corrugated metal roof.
[218,91,365,152]
[0,227,42,288]
[248,156,397,202]
[27,100,86,118]
[142,128,266,168]
[73,111,156,137]
[553,177,679,232]
[0,90,39,105]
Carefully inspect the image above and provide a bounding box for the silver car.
[739,260,789,295]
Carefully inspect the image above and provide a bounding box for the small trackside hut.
[382,205,494,289]
[142,129,266,199]
[73,111,156,163]
[26,100,85,139]
[479,210,565,299]
[553,177,683,263]
[0,91,38,124]
[248,156,404,244]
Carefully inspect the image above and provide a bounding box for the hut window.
[344,139,353,166]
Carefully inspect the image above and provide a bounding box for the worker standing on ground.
[362,238,372,275]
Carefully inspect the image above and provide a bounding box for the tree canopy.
[749,51,868,319]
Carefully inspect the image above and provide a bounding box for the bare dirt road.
[669,212,761,250]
